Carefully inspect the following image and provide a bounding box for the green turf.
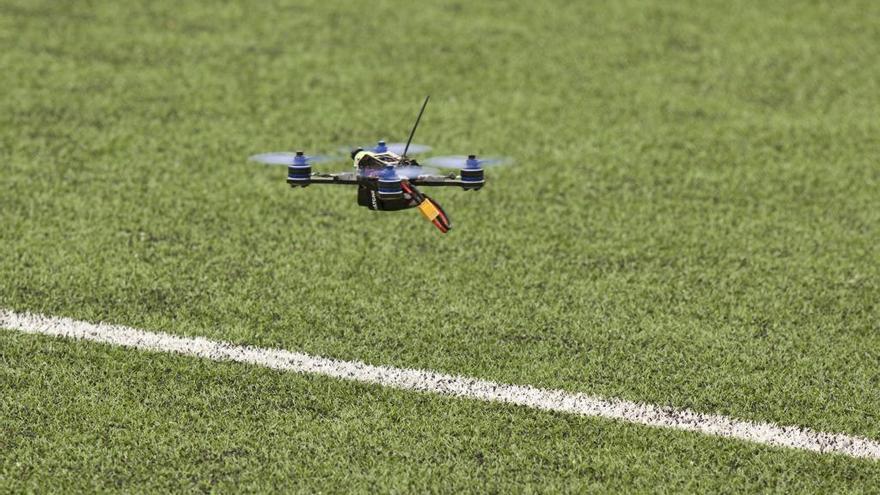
[2,0,879,490]
[4,331,880,493]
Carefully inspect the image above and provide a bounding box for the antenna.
[401,95,430,160]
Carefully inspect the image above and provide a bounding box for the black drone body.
[249,97,510,233]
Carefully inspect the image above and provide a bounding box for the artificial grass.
[2,0,879,490]
[3,331,880,493]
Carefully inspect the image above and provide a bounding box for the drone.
[249,97,511,233]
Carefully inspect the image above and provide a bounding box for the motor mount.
[287,151,311,187]
[377,165,404,200]
[460,154,485,190]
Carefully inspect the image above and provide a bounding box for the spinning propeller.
[357,164,441,179]
[349,140,432,155]
[249,151,340,165]
[423,155,513,169]
[391,165,442,178]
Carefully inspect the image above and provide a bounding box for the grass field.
[2,0,880,491]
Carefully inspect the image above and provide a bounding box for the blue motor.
[460,154,485,190]
[377,165,403,200]
[287,151,311,187]
[375,140,388,153]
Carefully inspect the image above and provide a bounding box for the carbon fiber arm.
[307,172,360,185]
[409,174,472,187]
[304,172,477,188]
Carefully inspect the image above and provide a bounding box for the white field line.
[2,309,879,461]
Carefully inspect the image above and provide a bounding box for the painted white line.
[2,308,878,460]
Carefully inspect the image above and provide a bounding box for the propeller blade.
[423,155,513,169]
[356,166,440,179]
[394,166,442,179]
[342,143,432,155]
[249,152,341,165]
[383,143,432,155]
